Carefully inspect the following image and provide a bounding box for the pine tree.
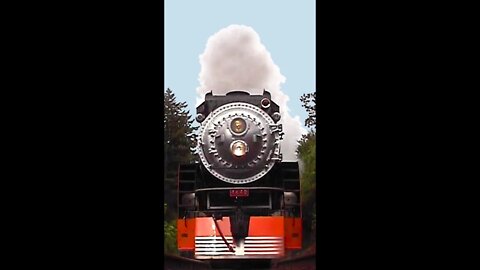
[163,88,197,221]
[164,88,198,177]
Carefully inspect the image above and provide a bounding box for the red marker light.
[229,189,249,197]
[261,98,270,109]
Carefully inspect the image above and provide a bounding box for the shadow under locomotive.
[177,90,302,267]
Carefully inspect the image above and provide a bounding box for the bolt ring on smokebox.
[197,102,282,184]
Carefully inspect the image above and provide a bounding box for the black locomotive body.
[177,90,302,267]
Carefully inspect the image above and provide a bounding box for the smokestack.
[196,24,306,161]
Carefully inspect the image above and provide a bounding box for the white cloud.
[197,24,306,161]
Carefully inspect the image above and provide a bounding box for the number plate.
[229,189,249,197]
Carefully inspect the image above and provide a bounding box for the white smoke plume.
[196,24,306,161]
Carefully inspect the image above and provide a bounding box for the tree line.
[163,88,316,254]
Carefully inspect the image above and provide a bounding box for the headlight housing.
[230,118,247,135]
[230,140,248,157]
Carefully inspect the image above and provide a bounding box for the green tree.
[163,88,197,254]
[164,88,198,176]
[164,203,178,254]
[299,92,316,128]
[298,132,316,204]
[297,91,316,247]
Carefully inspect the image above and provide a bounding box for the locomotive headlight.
[230,118,247,135]
[230,140,248,157]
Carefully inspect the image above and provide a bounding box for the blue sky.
[164,0,315,128]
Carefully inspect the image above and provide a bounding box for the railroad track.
[164,253,316,270]
[271,253,316,270]
[164,254,211,270]
[163,255,269,270]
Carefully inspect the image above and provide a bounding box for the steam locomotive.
[177,90,302,267]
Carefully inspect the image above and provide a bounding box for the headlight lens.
[230,118,247,134]
[231,140,248,157]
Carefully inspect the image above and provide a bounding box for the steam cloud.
[196,24,306,161]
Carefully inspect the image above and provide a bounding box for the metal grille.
[195,236,284,259]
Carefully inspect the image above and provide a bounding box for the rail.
[164,254,211,270]
[271,252,316,270]
[164,252,316,269]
